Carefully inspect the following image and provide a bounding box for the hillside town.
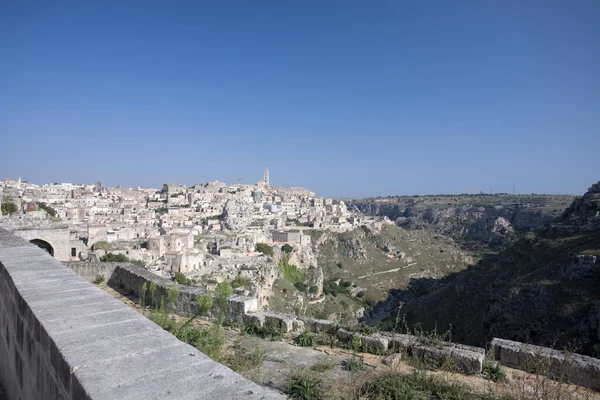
[0,170,385,303]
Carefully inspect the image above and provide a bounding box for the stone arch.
[30,239,54,256]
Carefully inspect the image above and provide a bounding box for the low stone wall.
[0,229,282,400]
[64,262,600,387]
[66,262,258,321]
[491,338,600,391]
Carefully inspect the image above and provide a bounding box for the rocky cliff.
[266,224,473,323]
[349,194,574,251]
[386,183,600,356]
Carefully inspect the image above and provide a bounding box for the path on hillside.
[357,263,417,279]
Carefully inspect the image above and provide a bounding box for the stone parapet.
[491,338,600,391]
[0,228,282,400]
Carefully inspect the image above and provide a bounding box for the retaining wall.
[0,228,282,400]
[491,338,600,391]
[67,262,258,321]
[64,261,600,389]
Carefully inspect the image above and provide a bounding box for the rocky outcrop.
[550,181,600,234]
[349,195,574,250]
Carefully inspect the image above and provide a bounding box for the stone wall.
[491,338,600,391]
[66,261,259,322]
[0,228,282,400]
[62,262,600,390]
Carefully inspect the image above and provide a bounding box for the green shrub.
[323,279,349,296]
[100,253,129,262]
[286,375,324,400]
[1,197,18,215]
[256,243,274,256]
[294,281,307,292]
[282,244,294,253]
[37,202,57,217]
[232,275,252,290]
[351,335,362,352]
[309,361,335,373]
[167,284,179,313]
[281,260,305,284]
[174,272,196,285]
[296,332,316,347]
[342,356,365,372]
[356,291,366,298]
[196,293,213,317]
[93,275,105,285]
[357,371,468,400]
[482,345,506,382]
[262,324,283,341]
[176,325,223,359]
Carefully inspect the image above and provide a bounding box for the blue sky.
[1,1,598,197]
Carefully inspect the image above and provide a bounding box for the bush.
[93,275,105,285]
[174,272,196,286]
[282,244,294,253]
[100,253,129,262]
[256,243,274,256]
[176,325,223,359]
[356,291,366,298]
[294,281,307,292]
[342,356,365,372]
[296,332,316,347]
[37,202,57,217]
[357,371,468,400]
[322,279,350,296]
[286,375,324,400]
[232,275,252,290]
[1,197,18,215]
[281,260,305,284]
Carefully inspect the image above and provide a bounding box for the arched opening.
[30,239,54,257]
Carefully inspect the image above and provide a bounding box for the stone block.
[242,313,265,329]
[388,333,418,353]
[450,347,484,374]
[292,319,305,332]
[335,328,354,342]
[314,319,336,333]
[228,295,258,315]
[490,338,520,368]
[360,334,389,354]
[412,344,453,367]
[382,353,403,369]
[262,312,296,333]
[298,317,317,332]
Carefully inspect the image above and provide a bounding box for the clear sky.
[1,1,598,198]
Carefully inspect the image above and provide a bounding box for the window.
[71,248,77,257]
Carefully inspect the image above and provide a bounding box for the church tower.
[263,167,269,188]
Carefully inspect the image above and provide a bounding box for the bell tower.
[263,167,269,188]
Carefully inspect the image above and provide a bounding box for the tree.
[37,202,57,217]
[281,244,294,254]
[1,197,18,216]
[255,243,274,256]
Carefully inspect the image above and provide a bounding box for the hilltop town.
[0,170,393,310]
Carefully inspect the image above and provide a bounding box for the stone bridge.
[10,227,71,261]
[0,228,282,400]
